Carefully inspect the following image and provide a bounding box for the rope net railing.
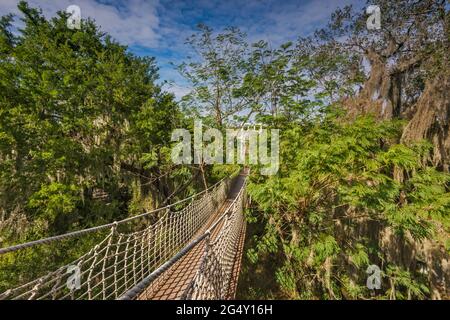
[0,176,234,300]
[121,175,247,300]
[183,182,247,300]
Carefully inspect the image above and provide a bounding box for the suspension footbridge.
[0,169,248,300]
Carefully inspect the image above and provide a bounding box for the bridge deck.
[137,170,247,300]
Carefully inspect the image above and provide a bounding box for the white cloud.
[167,83,191,100]
[0,0,161,47]
[0,0,367,93]
[246,0,362,45]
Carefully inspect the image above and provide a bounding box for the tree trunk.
[401,73,450,171]
[345,49,402,120]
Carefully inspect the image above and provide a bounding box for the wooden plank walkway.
[137,170,248,300]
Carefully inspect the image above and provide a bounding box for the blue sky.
[0,0,365,98]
